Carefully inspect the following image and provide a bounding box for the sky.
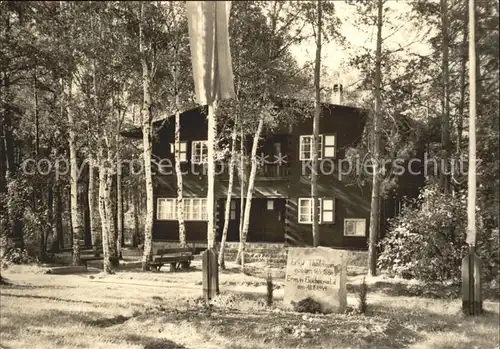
[289,1,433,92]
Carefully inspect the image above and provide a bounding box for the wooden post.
[202,248,219,303]
[462,0,482,316]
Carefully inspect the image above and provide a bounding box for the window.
[169,142,187,162]
[298,198,335,224]
[298,198,313,223]
[299,135,323,160]
[300,134,337,160]
[191,141,208,164]
[267,200,274,210]
[156,198,208,221]
[322,198,335,223]
[324,135,336,158]
[344,219,366,236]
[230,201,236,220]
[157,198,176,220]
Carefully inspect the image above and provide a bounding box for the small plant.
[293,297,321,314]
[358,277,368,314]
[266,269,273,307]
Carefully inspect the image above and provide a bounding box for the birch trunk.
[207,103,218,249]
[368,0,383,277]
[238,127,245,243]
[116,158,123,257]
[67,77,83,266]
[140,3,154,270]
[235,116,264,264]
[105,167,119,267]
[173,48,186,247]
[311,0,322,248]
[219,121,238,269]
[98,155,112,273]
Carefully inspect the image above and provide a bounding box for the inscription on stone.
[284,247,347,313]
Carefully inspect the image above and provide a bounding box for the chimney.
[331,83,343,105]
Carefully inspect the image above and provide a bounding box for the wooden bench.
[151,248,195,272]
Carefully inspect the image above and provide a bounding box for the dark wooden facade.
[122,100,422,250]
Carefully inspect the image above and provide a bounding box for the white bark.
[116,154,123,257]
[66,77,83,265]
[207,102,218,249]
[173,44,186,246]
[140,3,154,269]
[105,163,118,267]
[218,121,238,268]
[98,154,112,273]
[236,116,264,264]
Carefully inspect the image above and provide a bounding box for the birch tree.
[218,120,238,269]
[138,3,154,270]
[234,1,311,264]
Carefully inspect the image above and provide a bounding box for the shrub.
[293,297,321,314]
[378,184,499,283]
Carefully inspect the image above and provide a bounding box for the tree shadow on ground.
[125,334,186,349]
[348,280,500,301]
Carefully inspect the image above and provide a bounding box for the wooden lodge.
[122,97,424,252]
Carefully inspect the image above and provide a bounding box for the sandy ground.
[1,262,499,349]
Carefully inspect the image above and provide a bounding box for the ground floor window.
[157,198,208,221]
[344,218,366,236]
[230,200,237,220]
[298,198,335,224]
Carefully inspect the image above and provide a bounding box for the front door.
[217,199,242,242]
[248,199,285,242]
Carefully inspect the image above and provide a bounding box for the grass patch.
[1,265,498,349]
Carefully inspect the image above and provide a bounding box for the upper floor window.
[299,134,336,160]
[169,142,187,162]
[191,141,208,164]
[298,197,335,224]
[299,135,322,161]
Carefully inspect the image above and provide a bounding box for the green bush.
[378,184,499,283]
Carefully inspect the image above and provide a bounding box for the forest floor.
[0,261,499,349]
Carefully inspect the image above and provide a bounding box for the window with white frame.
[191,140,208,164]
[323,135,336,158]
[298,198,335,224]
[157,198,208,221]
[344,218,366,236]
[300,134,337,160]
[157,198,177,220]
[321,198,335,223]
[298,198,313,223]
[169,142,187,162]
[299,135,323,160]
